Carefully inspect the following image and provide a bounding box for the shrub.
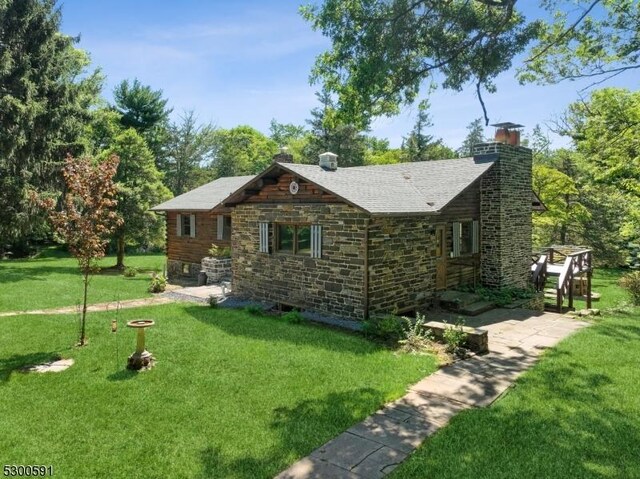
[619,271,640,305]
[208,295,218,308]
[208,244,232,258]
[442,319,468,355]
[398,313,434,354]
[123,267,137,277]
[282,310,304,324]
[362,315,404,341]
[148,273,167,293]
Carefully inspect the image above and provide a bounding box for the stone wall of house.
[167,259,201,280]
[367,216,437,315]
[475,142,533,289]
[202,257,232,284]
[232,203,369,320]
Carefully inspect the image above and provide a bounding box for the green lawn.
[0,303,437,478]
[0,247,165,312]
[391,269,640,479]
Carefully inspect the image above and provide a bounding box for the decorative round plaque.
[289,181,299,195]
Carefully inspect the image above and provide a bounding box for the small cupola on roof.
[319,151,338,171]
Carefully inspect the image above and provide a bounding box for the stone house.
[151,175,253,279]
[219,137,537,321]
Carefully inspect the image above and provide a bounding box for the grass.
[391,269,640,479]
[0,247,165,312]
[0,303,437,478]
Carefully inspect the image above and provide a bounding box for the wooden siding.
[166,211,230,264]
[439,179,481,288]
[244,173,340,203]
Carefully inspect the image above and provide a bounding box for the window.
[452,220,479,257]
[217,215,232,241]
[176,213,196,238]
[276,224,321,257]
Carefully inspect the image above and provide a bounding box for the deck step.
[459,300,496,316]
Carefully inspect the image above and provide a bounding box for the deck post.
[556,288,562,313]
[568,276,574,310]
[587,270,592,309]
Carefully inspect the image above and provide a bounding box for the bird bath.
[126,320,155,370]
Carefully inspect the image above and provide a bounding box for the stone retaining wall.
[202,257,232,284]
[167,259,200,280]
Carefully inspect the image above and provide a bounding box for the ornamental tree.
[36,155,122,346]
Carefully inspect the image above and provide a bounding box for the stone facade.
[367,216,437,315]
[475,142,533,289]
[201,257,232,284]
[167,259,201,280]
[232,203,369,319]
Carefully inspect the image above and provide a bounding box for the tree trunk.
[116,234,125,270]
[80,270,89,346]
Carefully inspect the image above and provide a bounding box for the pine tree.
[0,0,102,254]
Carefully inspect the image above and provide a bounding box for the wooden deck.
[531,247,593,312]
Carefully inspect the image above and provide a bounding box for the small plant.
[619,271,640,305]
[398,313,434,354]
[208,244,232,258]
[442,318,469,355]
[148,273,167,293]
[362,315,404,341]
[208,295,218,308]
[282,309,304,324]
[123,267,137,277]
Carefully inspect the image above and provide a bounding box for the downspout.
[363,217,370,321]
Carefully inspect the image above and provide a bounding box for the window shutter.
[452,222,461,258]
[217,215,224,240]
[176,214,182,237]
[190,214,196,238]
[472,220,479,254]
[259,222,269,253]
[311,225,322,258]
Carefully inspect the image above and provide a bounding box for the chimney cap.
[491,122,524,129]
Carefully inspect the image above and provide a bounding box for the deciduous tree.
[35,155,122,346]
[212,126,279,177]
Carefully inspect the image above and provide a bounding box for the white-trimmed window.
[452,220,479,257]
[176,213,196,238]
[261,223,322,257]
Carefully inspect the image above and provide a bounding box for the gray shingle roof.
[151,175,255,211]
[276,156,496,214]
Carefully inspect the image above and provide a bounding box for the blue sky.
[61,0,636,150]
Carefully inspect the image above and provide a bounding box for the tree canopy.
[0,0,102,253]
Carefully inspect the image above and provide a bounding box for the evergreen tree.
[403,101,434,162]
[0,0,102,254]
[113,79,172,169]
[304,90,368,167]
[457,119,486,157]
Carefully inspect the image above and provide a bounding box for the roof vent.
[319,152,338,171]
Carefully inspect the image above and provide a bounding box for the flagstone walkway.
[0,296,175,317]
[275,309,589,479]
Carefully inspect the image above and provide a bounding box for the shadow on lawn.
[0,352,62,382]
[184,305,379,355]
[0,265,81,283]
[393,346,640,478]
[199,388,385,478]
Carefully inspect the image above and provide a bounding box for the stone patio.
[275,308,589,479]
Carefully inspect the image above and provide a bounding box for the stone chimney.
[473,123,532,290]
[272,147,293,163]
[319,151,338,171]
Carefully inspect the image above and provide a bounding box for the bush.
[148,273,167,293]
[282,310,304,324]
[362,315,404,341]
[123,267,137,277]
[208,244,232,258]
[208,295,219,308]
[442,319,468,355]
[619,271,640,305]
[398,313,434,354]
